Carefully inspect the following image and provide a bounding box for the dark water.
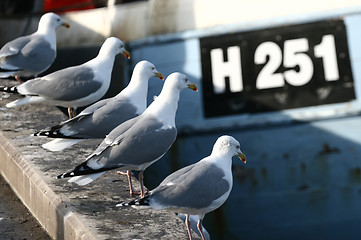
[145,116,361,240]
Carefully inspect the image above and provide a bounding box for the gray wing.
[0,35,55,73]
[18,65,100,101]
[87,115,177,168]
[150,161,230,209]
[76,97,111,116]
[59,98,139,138]
[87,116,141,158]
[0,36,30,59]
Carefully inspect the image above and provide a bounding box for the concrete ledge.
[0,89,190,239]
[0,132,97,240]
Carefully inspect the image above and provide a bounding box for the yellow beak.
[61,22,70,28]
[154,72,164,80]
[123,50,131,59]
[187,83,198,91]
[238,152,247,164]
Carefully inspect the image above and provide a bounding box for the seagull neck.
[36,26,57,48]
[145,87,180,126]
[97,46,116,59]
[209,151,233,170]
[88,50,116,69]
[120,73,149,110]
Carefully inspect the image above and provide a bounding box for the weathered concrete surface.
[0,82,191,240]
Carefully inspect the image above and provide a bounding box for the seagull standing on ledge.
[0,12,70,83]
[0,37,130,118]
[56,72,198,197]
[117,135,247,240]
[33,60,164,151]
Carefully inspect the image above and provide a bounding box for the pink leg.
[68,107,76,119]
[197,219,206,240]
[116,170,142,196]
[185,214,193,240]
[126,170,135,196]
[15,75,23,84]
[138,170,149,198]
[117,170,136,196]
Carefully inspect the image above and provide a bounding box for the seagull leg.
[67,107,76,118]
[127,170,136,196]
[117,170,148,197]
[185,214,193,240]
[15,75,23,84]
[138,170,149,198]
[117,170,136,196]
[197,218,206,240]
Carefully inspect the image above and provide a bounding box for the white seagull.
[0,12,70,83]
[117,135,247,240]
[33,60,164,151]
[0,37,130,118]
[56,72,198,197]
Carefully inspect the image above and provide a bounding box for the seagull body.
[32,60,164,151]
[56,72,198,197]
[1,37,130,117]
[0,12,70,81]
[117,135,247,240]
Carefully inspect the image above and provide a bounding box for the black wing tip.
[116,197,150,207]
[56,162,117,180]
[0,85,18,94]
[33,130,60,138]
[32,127,72,138]
[56,173,65,179]
[56,171,75,179]
[116,202,129,207]
[32,132,41,137]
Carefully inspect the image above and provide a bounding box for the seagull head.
[136,60,164,80]
[164,72,198,92]
[39,12,70,30]
[213,135,246,163]
[100,37,131,59]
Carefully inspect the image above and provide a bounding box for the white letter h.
[210,46,243,94]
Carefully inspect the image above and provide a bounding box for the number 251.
[255,34,339,89]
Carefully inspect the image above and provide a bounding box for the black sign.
[200,19,355,118]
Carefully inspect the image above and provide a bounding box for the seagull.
[117,135,247,240]
[0,37,130,118]
[0,12,70,83]
[56,72,198,197]
[32,60,164,151]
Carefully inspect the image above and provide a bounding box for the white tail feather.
[42,138,84,152]
[68,172,104,186]
[5,96,40,108]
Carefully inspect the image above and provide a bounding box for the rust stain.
[318,143,340,155]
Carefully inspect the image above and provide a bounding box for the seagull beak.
[61,22,70,28]
[154,72,164,80]
[238,152,247,164]
[187,82,198,91]
[122,49,131,59]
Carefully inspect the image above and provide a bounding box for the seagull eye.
[236,145,240,149]
[57,18,60,22]
[152,67,155,70]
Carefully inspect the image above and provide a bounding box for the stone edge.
[0,132,97,240]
